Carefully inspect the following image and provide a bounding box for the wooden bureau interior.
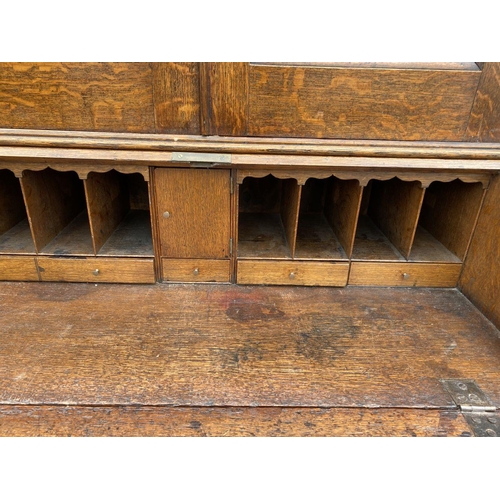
[0,62,499,436]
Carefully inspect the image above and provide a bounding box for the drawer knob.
[402,273,410,280]
[92,269,100,276]
[163,211,171,219]
[193,268,200,276]
[289,272,296,280]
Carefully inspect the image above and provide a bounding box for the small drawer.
[348,262,462,287]
[162,259,230,283]
[38,257,156,283]
[0,256,39,281]
[237,260,349,286]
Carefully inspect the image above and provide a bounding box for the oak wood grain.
[237,260,349,286]
[0,256,38,281]
[152,63,201,134]
[0,406,473,437]
[460,174,500,329]
[465,62,500,142]
[0,219,36,254]
[0,284,499,408]
[200,63,248,136]
[20,169,88,252]
[162,258,230,283]
[348,262,462,287]
[155,168,231,259]
[248,64,481,141]
[0,63,155,132]
[418,180,485,261]
[37,257,155,283]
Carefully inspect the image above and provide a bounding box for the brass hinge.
[171,152,232,165]
[229,238,233,257]
[441,379,499,437]
[230,175,234,195]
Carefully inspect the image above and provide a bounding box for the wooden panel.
[460,175,500,329]
[37,257,155,283]
[261,62,480,71]
[155,168,231,259]
[408,226,462,263]
[85,171,129,254]
[368,179,424,259]
[325,178,363,257]
[349,262,462,287]
[0,256,38,281]
[200,63,248,136]
[0,63,155,132]
[0,406,472,437]
[152,62,201,134]
[237,260,349,286]
[0,170,26,234]
[280,179,301,257]
[162,258,230,283]
[466,62,500,142]
[419,180,485,261]
[248,64,481,140]
[1,284,500,408]
[20,169,87,252]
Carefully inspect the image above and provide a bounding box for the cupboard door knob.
[163,211,171,219]
[402,273,410,280]
[289,272,296,280]
[193,268,200,276]
[92,269,100,276]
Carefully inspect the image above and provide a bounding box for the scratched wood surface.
[0,406,473,437]
[0,283,499,409]
[0,63,155,132]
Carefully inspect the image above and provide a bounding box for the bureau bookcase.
[1,62,499,437]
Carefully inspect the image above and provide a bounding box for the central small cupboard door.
[154,168,231,258]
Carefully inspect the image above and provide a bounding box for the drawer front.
[348,262,462,287]
[237,260,349,286]
[0,256,39,281]
[162,259,230,283]
[38,257,156,283]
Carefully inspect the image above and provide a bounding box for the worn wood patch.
[0,406,472,437]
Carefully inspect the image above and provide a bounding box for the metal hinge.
[172,152,232,165]
[229,238,233,257]
[230,175,234,194]
[441,379,499,437]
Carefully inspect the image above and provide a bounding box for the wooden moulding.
[37,257,155,284]
[162,259,230,283]
[2,128,500,160]
[20,169,93,255]
[237,260,349,286]
[348,262,463,287]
